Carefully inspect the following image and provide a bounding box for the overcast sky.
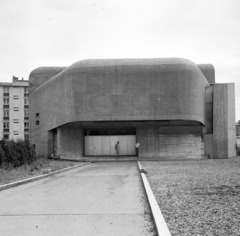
[0,0,239,120]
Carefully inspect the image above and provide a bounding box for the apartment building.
[0,77,29,140]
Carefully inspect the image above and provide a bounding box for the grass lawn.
[0,158,81,186]
[142,157,240,236]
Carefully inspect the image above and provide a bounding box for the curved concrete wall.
[29,67,66,93]
[30,58,209,132]
[197,64,215,84]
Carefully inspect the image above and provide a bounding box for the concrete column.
[58,123,83,159]
[212,83,235,158]
[57,127,61,156]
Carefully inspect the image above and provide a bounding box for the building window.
[24,134,29,140]
[3,110,9,117]
[14,119,19,123]
[24,87,29,94]
[3,98,9,105]
[14,107,19,111]
[24,110,29,117]
[24,122,29,128]
[3,122,9,129]
[14,131,19,135]
[3,87,9,93]
[3,134,9,140]
[14,95,19,100]
[36,120,40,125]
[36,113,39,117]
[24,98,29,105]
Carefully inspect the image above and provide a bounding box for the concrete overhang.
[30,58,209,130]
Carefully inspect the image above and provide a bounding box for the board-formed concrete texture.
[29,58,235,160]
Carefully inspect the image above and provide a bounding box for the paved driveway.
[0,162,156,236]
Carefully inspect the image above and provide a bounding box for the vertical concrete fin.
[213,83,235,158]
[204,85,213,134]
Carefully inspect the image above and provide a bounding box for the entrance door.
[85,135,136,156]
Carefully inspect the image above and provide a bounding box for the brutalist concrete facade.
[29,58,235,160]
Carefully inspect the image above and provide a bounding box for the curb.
[0,162,91,192]
[49,156,138,162]
[137,161,171,236]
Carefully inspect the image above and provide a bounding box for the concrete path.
[0,162,156,236]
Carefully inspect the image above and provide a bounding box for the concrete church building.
[29,58,235,160]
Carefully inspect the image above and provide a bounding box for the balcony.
[3,129,9,132]
[3,117,9,120]
[3,93,9,97]
[24,105,29,108]
[3,105,9,108]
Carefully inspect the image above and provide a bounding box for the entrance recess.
[85,135,136,156]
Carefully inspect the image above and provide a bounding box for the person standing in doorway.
[115,141,120,157]
[136,142,140,158]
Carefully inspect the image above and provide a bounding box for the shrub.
[0,139,36,169]
[0,144,6,166]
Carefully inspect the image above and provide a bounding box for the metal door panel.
[110,136,119,155]
[85,136,93,155]
[127,135,136,155]
[102,136,111,155]
[93,136,102,155]
[85,135,136,156]
[119,136,128,155]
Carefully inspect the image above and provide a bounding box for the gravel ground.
[142,157,240,236]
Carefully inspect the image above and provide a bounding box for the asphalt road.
[0,162,156,236]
